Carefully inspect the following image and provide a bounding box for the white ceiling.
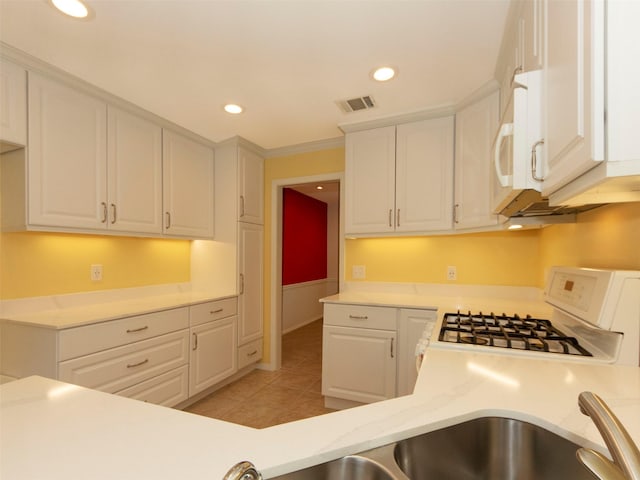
[0,0,511,150]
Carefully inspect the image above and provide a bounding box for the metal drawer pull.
[126,358,149,369]
[349,315,368,320]
[247,350,258,357]
[210,308,224,314]
[126,326,149,333]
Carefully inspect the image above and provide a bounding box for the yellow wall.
[345,230,541,286]
[538,202,640,281]
[262,147,345,362]
[0,232,191,299]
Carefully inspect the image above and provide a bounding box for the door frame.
[267,172,344,371]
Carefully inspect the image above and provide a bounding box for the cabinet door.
[28,73,108,229]
[189,316,238,396]
[107,107,163,234]
[238,147,264,224]
[396,117,454,232]
[322,325,396,404]
[0,60,27,151]
[345,126,396,234]
[238,222,263,346]
[397,309,437,397]
[454,92,500,229]
[520,0,544,72]
[543,0,598,195]
[162,130,214,238]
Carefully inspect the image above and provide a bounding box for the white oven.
[417,267,640,368]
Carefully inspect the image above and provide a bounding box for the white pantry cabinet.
[345,117,454,235]
[238,147,264,224]
[0,59,27,151]
[189,298,238,396]
[238,222,264,346]
[27,72,108,230]
[454,91,500,230]
[162,129,215,239]
[322,304,397,405]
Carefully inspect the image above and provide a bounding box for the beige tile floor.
[184,319,336,428]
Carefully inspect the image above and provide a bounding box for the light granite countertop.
[1,348,638,479]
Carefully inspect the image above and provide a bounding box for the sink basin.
[394,417,593,480]
[270,454,399,480]
[269,417,592,479]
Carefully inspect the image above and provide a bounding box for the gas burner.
[439,310,593,358]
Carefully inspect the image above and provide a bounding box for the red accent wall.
[283,188,327,285]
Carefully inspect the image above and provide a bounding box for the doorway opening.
[269,173,344,371]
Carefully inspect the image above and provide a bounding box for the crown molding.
[264,136,344,158]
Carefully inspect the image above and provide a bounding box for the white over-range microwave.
[491,70,545,217]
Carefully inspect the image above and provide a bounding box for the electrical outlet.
[90,264,103,282]
[352,265,366,280]
[447,266,457,281]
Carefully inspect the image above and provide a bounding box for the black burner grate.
[439,311,593,357]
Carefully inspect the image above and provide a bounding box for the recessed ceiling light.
[372,66,396,82]
[316,185,324,190]
[51,0,89,18]
[224,104,243,114]
[508,224,523,230]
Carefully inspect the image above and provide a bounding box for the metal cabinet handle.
[126,326,149,333]
[192,332,198,351]
[101,202,108,223]
[210,308,224,314]
[390,338,395,358]
[165,212,171,229]
[396,209,400,227]
[110,204,117,224]
[240,195,245,218]
[531,139,545,181]
[454,204,460,224]
[388,209,393,227]
[126,358,149,368]
[239,273,245,295]
[348,315,368,320]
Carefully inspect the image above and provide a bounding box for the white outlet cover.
[352,265,366,279]
[91,264,103,281]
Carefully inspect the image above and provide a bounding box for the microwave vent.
[337,95,376,113]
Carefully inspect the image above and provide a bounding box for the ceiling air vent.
[337,95,376,113]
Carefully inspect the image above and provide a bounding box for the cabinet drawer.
[190,297,237,327]
[116,365,188,408]
[238,338,262,369]
[323,303,397,330]
[58,307,189,361]
[58,330,189,394]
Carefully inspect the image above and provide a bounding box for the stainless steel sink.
[394,417,593,480]
[270,453,402,480]
[268,417,592,479]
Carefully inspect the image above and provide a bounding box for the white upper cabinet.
[518,0,544,72]
[238,147,264,224]
[454,92,500,230]
[0,59,27,151]
[162,130,215,239]
[345,118,454,235]
[542,0,596,196]
[396,117,454,232]
[28,73,108,230]
[107,106,163,234]
[345,126,396,234]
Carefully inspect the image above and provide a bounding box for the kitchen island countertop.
[2,347,638,479]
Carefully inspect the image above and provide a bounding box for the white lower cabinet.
[116,365,189,407]
[58,329,190,394]
[322,325,396,404]
[322,303,437,406]
[189,315,237,396]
